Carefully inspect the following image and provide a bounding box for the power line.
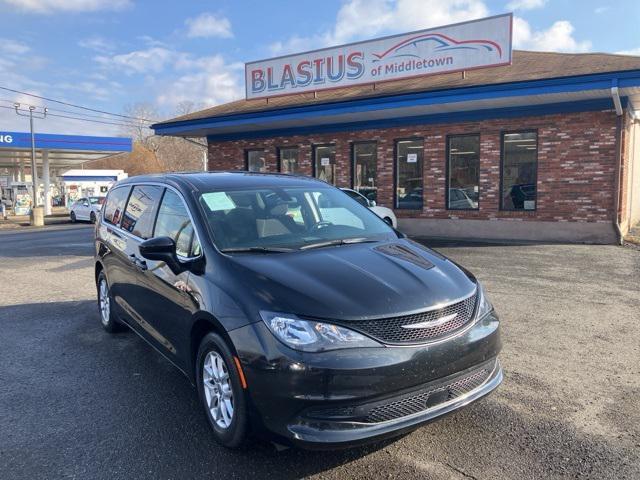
[0,98,147,123]
[0,104,152,129]
[0,85,157,123]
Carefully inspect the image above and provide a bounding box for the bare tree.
[174,100,205,117]
[120,102,160,151]
[113,102,208,173]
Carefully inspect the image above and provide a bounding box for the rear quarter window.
[102,187,131,226]
[121,185,163,239]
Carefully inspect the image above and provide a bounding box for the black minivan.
[95,172,502,448]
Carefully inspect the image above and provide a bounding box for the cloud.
[506,0,547,10]
[185,13,233,39]
[512,17,591,52]
[616,47,640,56]
[157,56,243,108]
[0,0,131,13]
[78,36,116,54]
[93,46,243,109]
[270,0,488,55]
[594,6,609,14]
[95,47,177,74]
[0,38,30,55]
[0,61,120,136]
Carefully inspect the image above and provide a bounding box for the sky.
[0,0,639,137]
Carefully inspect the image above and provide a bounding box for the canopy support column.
[43,150,51,216]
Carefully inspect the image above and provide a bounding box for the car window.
[344,189,369,207]
[103,187,131,226]
[154,189,201,258]
[89,197,105,205]
[198,186,394,251]
[121,185,163,239]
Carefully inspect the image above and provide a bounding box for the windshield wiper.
[221,246,294,254]
[300,237,379,251]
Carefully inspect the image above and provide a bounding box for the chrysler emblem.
[401,313,458,329]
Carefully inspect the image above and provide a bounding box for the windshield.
[198,186,396,251]
[89,197,105,205]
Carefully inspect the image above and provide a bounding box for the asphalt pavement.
[0,225,639,479]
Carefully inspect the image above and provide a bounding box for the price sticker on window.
[407,153,418,163]
[202,192,236,211]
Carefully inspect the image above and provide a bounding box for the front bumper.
[288,358,502,447]
[229,310,501,448]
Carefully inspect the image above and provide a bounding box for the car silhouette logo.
[401,313,458,329]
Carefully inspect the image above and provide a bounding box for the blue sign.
[0,131,132,152]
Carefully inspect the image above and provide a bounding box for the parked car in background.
[341,188,397,227]
[70,196,105,223]
[504,183,536,210]
[449,188,477,209]
[95,172,502,449]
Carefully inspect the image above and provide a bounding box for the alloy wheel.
[98,279,110,326]
[202,351,234,429]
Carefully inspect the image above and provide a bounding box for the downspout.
[611,80,624,245]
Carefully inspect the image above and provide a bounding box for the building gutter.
[152,69,640,136]
[611,80,624,245]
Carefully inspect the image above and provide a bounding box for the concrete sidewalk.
[0,207,71,230]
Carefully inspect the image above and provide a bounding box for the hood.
[226,239,476,321]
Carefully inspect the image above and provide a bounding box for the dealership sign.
[245,14,512,100]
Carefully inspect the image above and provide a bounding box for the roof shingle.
[155,50,640,126]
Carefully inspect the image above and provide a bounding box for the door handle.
[129,254,148,271]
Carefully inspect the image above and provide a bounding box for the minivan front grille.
[343,291,477,345]
[365,365,492,423]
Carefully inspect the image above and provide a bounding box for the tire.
[90,212,96,224]
[196,333,248,448]
[70,211,76,223]
[384,217,393,226]
[97,271,124,333]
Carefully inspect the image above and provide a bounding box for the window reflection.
[395,139,423,209]
[314,145,336,185]
[353,142,377,202]
[501,132,537,210]
[447,135,479,210]
[246,150,267,172]
[279,147,299,174]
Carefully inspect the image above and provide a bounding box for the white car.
[69,196,105,223]
[341,188,397,228]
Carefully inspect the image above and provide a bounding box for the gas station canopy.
[0,131,132,169]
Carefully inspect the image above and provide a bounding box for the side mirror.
[139,236,185,274]
[369,200,377,207]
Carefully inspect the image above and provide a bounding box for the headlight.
[260,311,381,352]
[476,282,493,320]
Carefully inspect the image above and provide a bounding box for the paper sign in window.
[202,192,236,211]
[407,153,418,163]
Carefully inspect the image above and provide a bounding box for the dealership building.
[152,16,640,243]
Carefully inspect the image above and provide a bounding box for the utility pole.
[14,103,47,207]
[179,137,208,171]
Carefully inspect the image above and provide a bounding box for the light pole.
[14,103,47,207]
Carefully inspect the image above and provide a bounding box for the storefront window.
[501,131,537,210]
[246,149,266,172]
[395,139,423,209]
[447,135,480,210]
[313,144,336,184]
[278,147,299,174]
[353,142,377,202]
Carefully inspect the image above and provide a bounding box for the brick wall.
[207,109,619,223]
